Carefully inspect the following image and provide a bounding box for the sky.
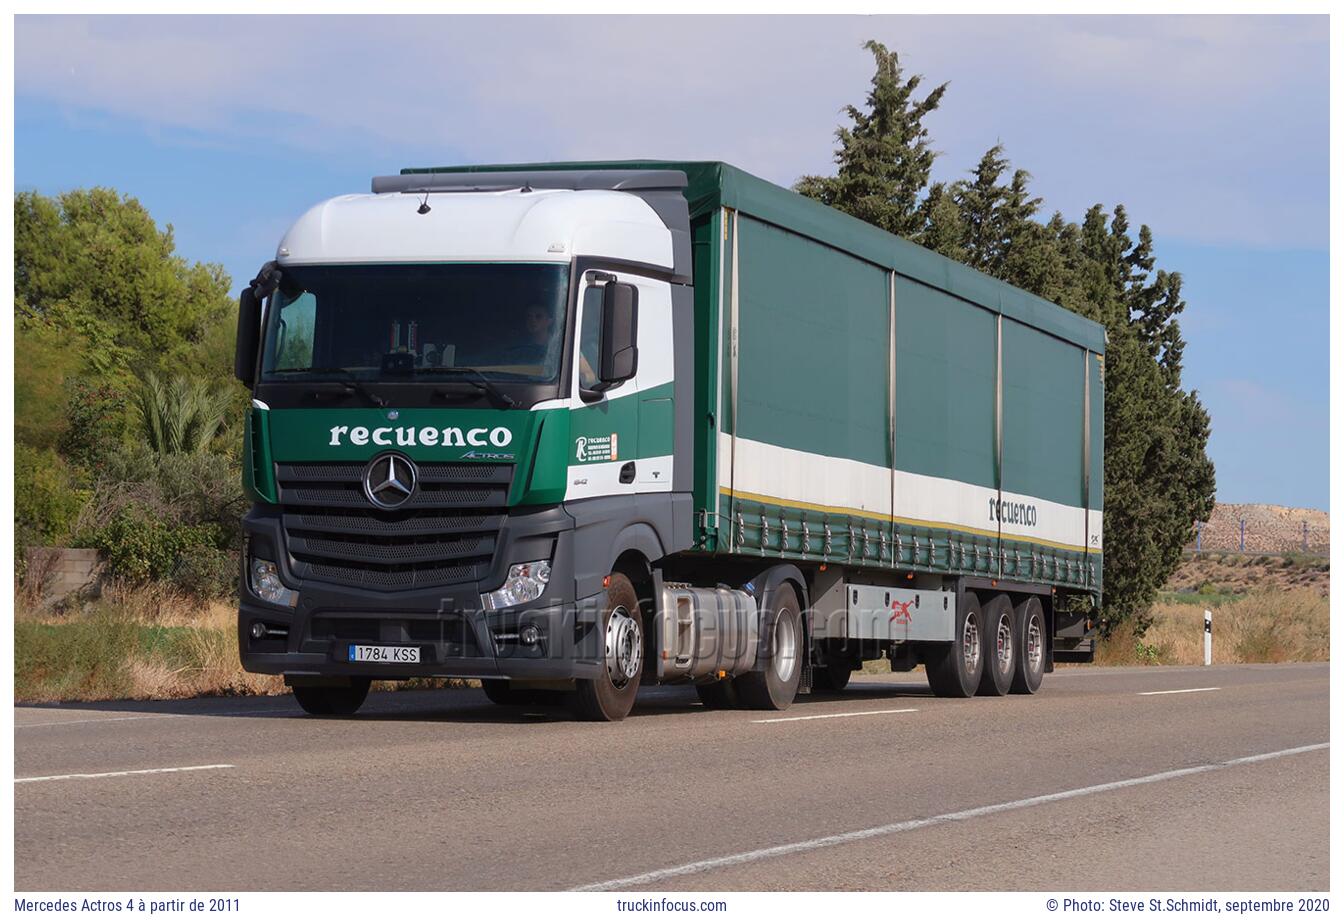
[13,14,1330,510]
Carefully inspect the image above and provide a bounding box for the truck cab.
[235,170,697,720]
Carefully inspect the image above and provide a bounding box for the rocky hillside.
[1189,503,1329,555]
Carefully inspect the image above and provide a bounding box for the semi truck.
[234,160,1103,721]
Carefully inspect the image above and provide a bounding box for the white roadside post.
[1204,609,1213,666]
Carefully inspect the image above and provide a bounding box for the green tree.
[795,40,947,237]
[14,188,238,385]
[800,43,1217,630]
[134,371,234,455]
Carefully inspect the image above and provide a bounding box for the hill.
[1190,503,1329,555]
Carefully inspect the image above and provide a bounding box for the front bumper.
[238,504,607,681]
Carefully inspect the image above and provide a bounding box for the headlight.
[481,560,551,611]
[249,557,298,607]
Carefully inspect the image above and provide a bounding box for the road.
[13,663,1329,891]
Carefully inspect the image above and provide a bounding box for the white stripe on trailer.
[719,433,1100,552]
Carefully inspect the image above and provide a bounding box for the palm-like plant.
[134,371,232,454]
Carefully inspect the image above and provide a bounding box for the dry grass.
[15,580,285,703]
[15,580,472,703]
[1097,589,1330,667]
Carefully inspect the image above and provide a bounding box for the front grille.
[275,461,513,591]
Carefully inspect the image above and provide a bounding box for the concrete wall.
[25,547,102,601]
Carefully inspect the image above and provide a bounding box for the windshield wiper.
[272,366,389,408]
[419,366,519,409]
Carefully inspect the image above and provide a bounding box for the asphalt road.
[13,662,1329,891]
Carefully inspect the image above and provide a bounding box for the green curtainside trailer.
[234,159,1104,721]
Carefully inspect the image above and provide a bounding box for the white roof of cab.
[276,187,674,269]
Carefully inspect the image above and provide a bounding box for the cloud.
[15,14,1328,248]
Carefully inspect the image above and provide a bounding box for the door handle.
[619,462,636,484]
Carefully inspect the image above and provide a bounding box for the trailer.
[234,160,1103,720]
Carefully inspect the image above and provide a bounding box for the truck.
[233,160,1104,721]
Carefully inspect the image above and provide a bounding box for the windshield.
[259,263,570,385]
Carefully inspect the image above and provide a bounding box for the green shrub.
[172,546,239,600]
[59,377,130,474]
[15,444,89,564]
[78,502,222,582]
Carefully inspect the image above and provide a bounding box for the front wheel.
[481,680,562,708]
[570,573,643,722]
[292,678,371,717]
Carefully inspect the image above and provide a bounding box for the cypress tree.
[800,43,1217,631]
[795,40,947,237]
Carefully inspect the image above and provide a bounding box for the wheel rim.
[1026,614,1043,673]
[604,605,642,689]
[995,614,1013,673]
[962,612,981,673]
[772,610,799,683]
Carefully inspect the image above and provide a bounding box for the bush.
[15,444,89,565]
[90,443,245,545]
[172,546,239,601]
[60,377,129,474]
[78,502,222,583]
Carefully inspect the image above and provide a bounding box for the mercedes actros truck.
[234,160,1103,721]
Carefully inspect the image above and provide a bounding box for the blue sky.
[13,14,1329,510]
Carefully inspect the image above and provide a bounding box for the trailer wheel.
[926,591,984,698]
[976,594,1015,696]
[695,679,741,710]
[1010,596,1046,694]
[292,678,371,717]
[734,583,803,711]
[570,573,643,722]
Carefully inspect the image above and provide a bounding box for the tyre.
[1010,596,1047,694]
[813,656,853,693]
[733,583,804,711]
[481,680,561,708]
[976,594,1015,696]
[695,679,740,710]
[570,573,643,721]
[292,678,371,716]
[926,591,985,698]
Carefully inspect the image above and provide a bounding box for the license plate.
[348,644,421,664]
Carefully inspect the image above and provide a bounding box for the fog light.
[250,621,268,640]
[519,625,541,646]
[249,557,298,607]
[481,559,552,611]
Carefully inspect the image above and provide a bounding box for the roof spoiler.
[371,169,688,195]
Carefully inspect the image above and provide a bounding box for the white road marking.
[752,708,918,724]
[572,742,1329,891]
[1137,687,1221,696]
[16,764,236,784]
[16,709,294,728]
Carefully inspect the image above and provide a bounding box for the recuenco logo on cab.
[328,425,513,448]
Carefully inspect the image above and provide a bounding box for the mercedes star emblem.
[363,453,418,509]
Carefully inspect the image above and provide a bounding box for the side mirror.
[598,282,639,386]
[234,287,262,386]
[234,262,280,387]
